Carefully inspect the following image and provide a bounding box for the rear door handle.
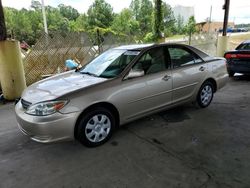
[199,66,205,71]
[162,75,171,81]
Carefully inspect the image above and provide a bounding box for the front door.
[118,46,173,120]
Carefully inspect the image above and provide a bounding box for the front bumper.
[15,101,81,143]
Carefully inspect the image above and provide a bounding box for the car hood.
[22,71,108,104]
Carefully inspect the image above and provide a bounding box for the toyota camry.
[15,43,228,147]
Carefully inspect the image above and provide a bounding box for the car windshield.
[80,49,140,78]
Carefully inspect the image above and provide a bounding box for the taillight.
[225,53,250,59]
[225,53,237,59]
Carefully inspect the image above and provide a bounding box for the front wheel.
[196,81,214,108]
[76,107,115,147]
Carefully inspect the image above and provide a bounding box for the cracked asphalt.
[0,75,250,188]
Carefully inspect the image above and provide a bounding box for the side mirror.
[124,69,145,80]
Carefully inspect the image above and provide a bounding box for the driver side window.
[132,47,167,75]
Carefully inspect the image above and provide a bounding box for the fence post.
[188,32,192,45]
[96,29,103,54]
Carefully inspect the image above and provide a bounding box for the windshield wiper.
[80,71,99,77]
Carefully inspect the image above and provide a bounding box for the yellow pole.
[216,35,229,57]
[0,40,26,100]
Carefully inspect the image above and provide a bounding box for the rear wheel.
[76,107,115,147]
[196,81,214,108]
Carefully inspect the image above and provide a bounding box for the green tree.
[184,16,197,44]
[130,0,153,38]
[58,4,79,21]
[4,7,17,36]
[162,2,175,36]
[11,9,34,42]
[71,14,88,31]
[138,0,153,36]
[111,8,139,35]
[176,14,184,34]
[130,0,140,20]
[4,7,38,43]
[152,0,163,39]
[27,9,43,43]
[46,6,70,33]
[86,0,114,29]
[31,0,41,10]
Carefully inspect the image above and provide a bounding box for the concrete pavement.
[0,75,250,188]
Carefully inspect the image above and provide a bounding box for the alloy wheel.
[200,85,213,106]
[85,114,111,143]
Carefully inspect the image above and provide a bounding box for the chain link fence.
[189,33,218,56]
[23,31,219,85]
[23,31,136,85]
[165,32,218,56]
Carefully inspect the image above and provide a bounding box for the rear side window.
[168,47,203,68]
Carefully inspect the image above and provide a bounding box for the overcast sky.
[2,0,250,24]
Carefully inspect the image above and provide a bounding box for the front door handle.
[162,75,171,81]
[199,66,205,71]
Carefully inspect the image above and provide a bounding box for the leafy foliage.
[152,0,163,39]
[86,0,114,29]
[162,2,176,36]
[111,9,139,36]
[184,16,197,45]
[58,4,79,21]
[184,16,197,35]
[3,0,189,45]
[143,32,155,42]
[31,0,41,10]
[176,14,185,34]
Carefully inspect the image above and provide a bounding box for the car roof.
[114,44,154,50]
[114,43,194,50]
[114,43,210,58]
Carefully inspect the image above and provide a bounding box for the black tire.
[228,70,235,77]
[76,107,115,147]
[196,81,214,108]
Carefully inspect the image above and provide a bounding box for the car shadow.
[158,105,192,123]
[121,104,195,131]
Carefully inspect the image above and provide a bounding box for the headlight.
[25,100,68,116]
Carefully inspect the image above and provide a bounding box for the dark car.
[224,40,250,77]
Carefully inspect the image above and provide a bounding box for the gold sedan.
[15,43,228,147]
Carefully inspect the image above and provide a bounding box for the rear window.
[187,46,210,59]
[236,43,250,50]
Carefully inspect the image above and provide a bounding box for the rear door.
[167,45,208,104]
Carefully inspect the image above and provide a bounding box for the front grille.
[21,99,32,110]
